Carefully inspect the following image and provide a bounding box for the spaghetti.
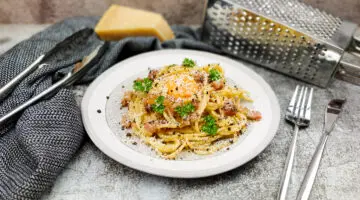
[120,59,261,159]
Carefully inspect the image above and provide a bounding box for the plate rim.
[81,49,280,178]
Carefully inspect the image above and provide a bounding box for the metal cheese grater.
[202,0,360,87]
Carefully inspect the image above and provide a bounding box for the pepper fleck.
[226,147,230,150]
[132,142,137,145]
[121,126,125,130]
[97,109,101,113]
[106,96,109,99]
[228,127,231,131]
[122,85,125,88]
[229,140,234,144]
[126,133,132,137]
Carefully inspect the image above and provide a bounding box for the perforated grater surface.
[202,0,360,87]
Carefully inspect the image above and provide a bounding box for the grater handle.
[336,52,360,85]
[335,27,360,85]
[353,27,360,52]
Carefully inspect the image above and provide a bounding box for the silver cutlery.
[277,85,314,200]
[0,42,107,127]
[296,98,346,200]
[0,28,94,100]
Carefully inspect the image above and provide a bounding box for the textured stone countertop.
[1,25,360,200]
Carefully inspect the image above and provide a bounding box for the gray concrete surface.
[1,24,360,200]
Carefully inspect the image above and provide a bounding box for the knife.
[296,98,346,200]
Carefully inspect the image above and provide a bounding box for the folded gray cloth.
[0,17,220,199]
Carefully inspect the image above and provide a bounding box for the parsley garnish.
[209,68,222,81]
[175,103,195,118]
[133,78,153,92]
[151,96,165,114]
[182,58,195,68]
[133,80,144,91]
[201,115,218,135]
[143,78,153,92]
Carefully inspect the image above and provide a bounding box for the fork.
[277,85,314,200]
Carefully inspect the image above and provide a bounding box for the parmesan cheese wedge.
[95,5,175,42]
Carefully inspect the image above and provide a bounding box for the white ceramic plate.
[82,49,280,178]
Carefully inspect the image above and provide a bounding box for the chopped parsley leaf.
[209,68,222,81]
[182,58,195,68]
[133,80,144,91]
[143,78,153,92]
[201,115,218,135]
[175,103,195,118]
[133,78,153,92]
[151,96,165,114]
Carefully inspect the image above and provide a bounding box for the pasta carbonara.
[120,58,261,159]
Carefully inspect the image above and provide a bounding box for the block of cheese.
[95,5,175,42]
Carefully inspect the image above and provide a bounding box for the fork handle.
[0,54,45,100]
[0,72,71,127]
[277,124,299,200]
[296,132,329,200]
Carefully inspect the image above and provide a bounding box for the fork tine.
[299,87,308,119]
[294,86,305,118]
[304,88,314,120]
[287,85,300,114]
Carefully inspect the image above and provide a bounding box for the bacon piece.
[144,120,167,134]
[247,110,262,121]
[144,123,157,134]
[222,100,237,116]
[121,91,133,107]
[191,98,200,109]
[121,114,132,128]
[193,72,204,83]
[145,104,152,113]
[147,69,159,80]
[211,80,224,90]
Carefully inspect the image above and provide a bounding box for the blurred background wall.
[0,0,359,25]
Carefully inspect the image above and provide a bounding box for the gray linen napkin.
[0,17,220,199]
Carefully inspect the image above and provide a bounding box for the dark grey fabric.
[0,17,220,199]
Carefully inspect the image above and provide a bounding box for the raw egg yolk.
[166,74,198,99]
